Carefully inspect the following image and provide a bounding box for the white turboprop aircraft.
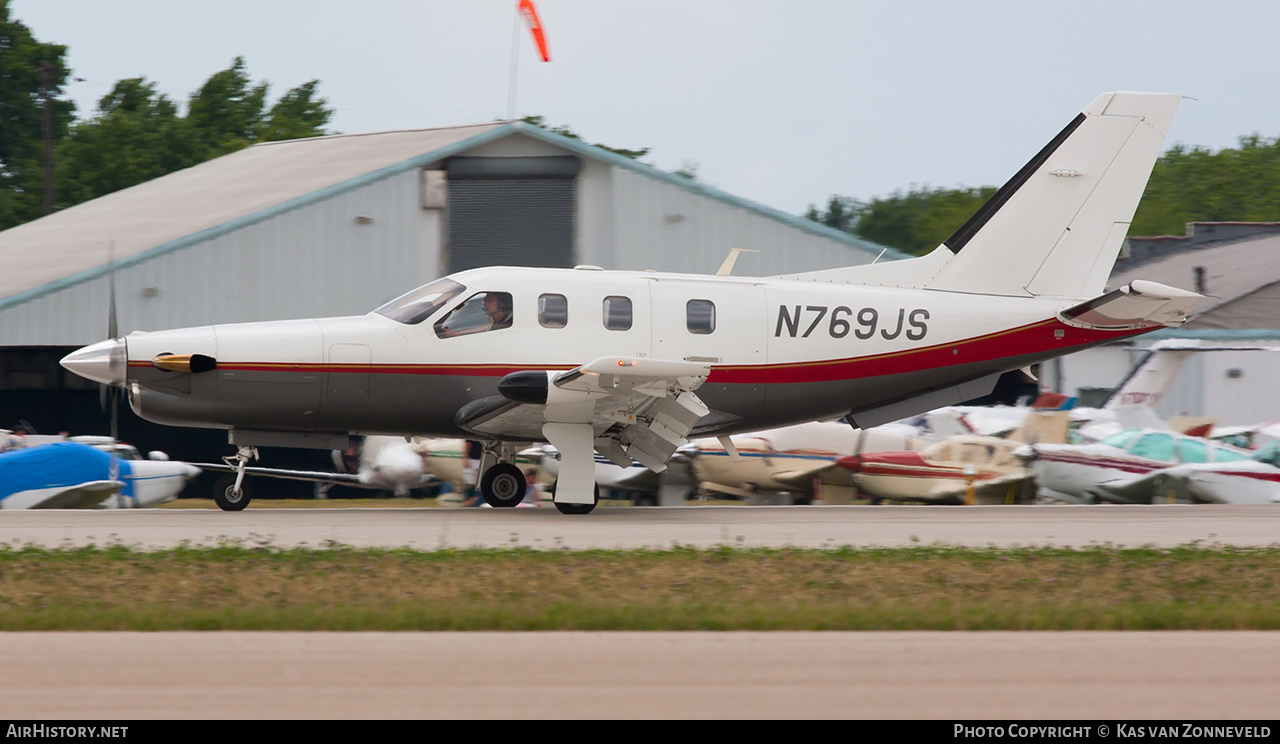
[62,92,1199,514]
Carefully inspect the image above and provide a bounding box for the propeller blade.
[107,239,118,340]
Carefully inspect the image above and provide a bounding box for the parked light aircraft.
[1139,440,1280,504]
[0,441,200,509]
[1020,428,1255,503]
[837,436,1035,505]
[683,421,927,503]
[61,92,1197,514]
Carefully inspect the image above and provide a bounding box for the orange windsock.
[518,0,551,62]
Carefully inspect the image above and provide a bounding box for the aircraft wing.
[1091,475,1158,504]
[772,462,854,490]
[858,471,1034,505]
[193,463,435,490]
[30,481,123,509]
[459,356,713,473]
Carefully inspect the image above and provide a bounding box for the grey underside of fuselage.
[127,341,1092,442]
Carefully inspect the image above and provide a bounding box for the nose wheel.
[213,474,252,511]
[214,445,257,511]
[480,463,527,507]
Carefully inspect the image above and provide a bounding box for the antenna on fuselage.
[715,249,759,277]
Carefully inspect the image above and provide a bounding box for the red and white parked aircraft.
[1020,428,1255,503]
[62,92,1197,514]
[837,435,1035,505]
[1140,440,1280,504]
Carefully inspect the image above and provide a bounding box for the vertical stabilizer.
[926,92,1180,299]
[775,93,1180,299]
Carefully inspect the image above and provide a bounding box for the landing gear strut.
[214,445,257,511]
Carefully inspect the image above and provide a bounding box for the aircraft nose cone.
[61,338,127,386]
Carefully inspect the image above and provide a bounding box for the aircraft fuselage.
[111,265,1148,440]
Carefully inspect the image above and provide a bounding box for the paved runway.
[2,503,1278,551]
[5,505,1278,719]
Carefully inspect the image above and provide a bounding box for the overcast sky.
[14,0,1280,216]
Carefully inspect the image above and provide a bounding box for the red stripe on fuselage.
[127,318,1153,383]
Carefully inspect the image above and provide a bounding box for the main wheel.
[213,474,252,511]
[551,481,600,515]
[480,463,527,508]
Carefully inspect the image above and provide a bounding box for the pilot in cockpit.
[436,292,512,337]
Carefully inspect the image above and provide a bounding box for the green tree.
[54,78,198,204]
[53,60,333,207]
[186,56,268,158]
[256,80,332,142]
[804,194,864,232]
[1132,135,1280,235]
[0,0,74,229]
[808,186,995,255]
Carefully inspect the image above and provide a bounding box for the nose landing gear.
[213,445,257,511]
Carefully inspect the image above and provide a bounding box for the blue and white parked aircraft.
[61,92,1198,514]
[0,441,200,509]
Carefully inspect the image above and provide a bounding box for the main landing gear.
[479,462,526,508]
[476,443,532,508]
[475,440,601,513]
[551,482,600,515]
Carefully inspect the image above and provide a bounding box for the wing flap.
[475,358,714,473]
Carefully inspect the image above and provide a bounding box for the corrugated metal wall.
[0,170,441,345]
[591,168,875,276]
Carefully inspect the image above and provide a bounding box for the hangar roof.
[0,121,893,312]
[1108,232,1280,319]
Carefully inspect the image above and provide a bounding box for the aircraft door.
[648,279,766,414]
[327,343,371,404]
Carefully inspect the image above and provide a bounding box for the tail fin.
[1103,340,1202,411]
[780,92,1180,300]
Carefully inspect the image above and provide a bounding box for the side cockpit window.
[603,296,632,331]
[374,278,466,325]
[539,294,568,328]
[434,292,513,338]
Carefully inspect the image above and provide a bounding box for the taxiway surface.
[2,503,1277,550]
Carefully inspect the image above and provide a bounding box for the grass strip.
[2,543,1278,631]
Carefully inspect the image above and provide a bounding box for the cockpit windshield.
[374,278,466,325]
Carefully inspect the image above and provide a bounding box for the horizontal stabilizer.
[1059,280,1202,330]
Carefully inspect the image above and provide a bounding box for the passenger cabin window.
[1128,433,1174,462]
[603,296,632,331]
[375,278,466,325]
[686,299,715,334]
[1252,441,1280,467]
[1103,430,1143,450]
[1176,439,1208,464]
[539,294,568,328]
[1213,445,1252,463]
[434,291,513,338]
